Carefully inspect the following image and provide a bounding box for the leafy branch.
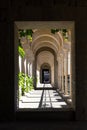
[19,72,34,96]
[18,39,25,58]
[51,29,68,40]
[19,29,33,42]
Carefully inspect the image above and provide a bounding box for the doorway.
[40,63,51,84]
[42,69,50,83]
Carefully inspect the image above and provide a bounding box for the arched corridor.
[15,22,75,110]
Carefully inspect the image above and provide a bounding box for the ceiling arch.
[41,63,51,69]
[35,46,57,58]
[35,46,57,70]
[31,34,61,52]
[33,41,58,55]
[37,51,54,68]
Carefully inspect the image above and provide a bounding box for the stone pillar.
[57,56,61,90]
[61,55,64,93]
[22,57,25,74]
[53,52,58,89]
[69,52,72,98]
[51,66,54,87]
[59,53,64,93]
[32,56,36,89]
[24,58,27,74]
[64,50,68,95]
[55,59,58,88]
[30,62,33,77]
[27,60,29,76]
[19,55,22,72]
[26,58,28,75]
[60,59,62,90]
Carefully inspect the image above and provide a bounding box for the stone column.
[24,58,27,74]
[30,62,33,77]
[60,59,62,90]
[22,57,25,74]
[57,56,61,90]
[64,50,68,95]
[32,56,36,89]
[61,54,64,93]
[27,60,29,76]
[55,59,58,89]
[19,55,22,73]
[26,58,28,75]
[69,52,72,98]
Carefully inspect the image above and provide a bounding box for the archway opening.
[14,21,75,110]
[35,47,56,89]
[42,69,50,83]
[40,63,51,84]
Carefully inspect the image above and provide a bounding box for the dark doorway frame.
[42,69,50,83]
[40,63,51,83]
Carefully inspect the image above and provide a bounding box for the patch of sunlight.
[19,102,39,108]
[52,104,62,108]
[19,89,69,109]
[57,102,67,105]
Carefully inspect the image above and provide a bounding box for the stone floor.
[19,85,70,109]
[36,83,52,88]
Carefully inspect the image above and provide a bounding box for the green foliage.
[26,29,33,37]
[62,29,67,33]
[18,72,34,96]
[18,45,25,58]
[51,28,68,40]
[51,29,59,34]
[19,29,33,42]
[27,35,32,42]
[19,73,26,86]
[18,72,26,96]
[19,29,26,37]
[62,29,68,39]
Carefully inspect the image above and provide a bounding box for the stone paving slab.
[19,88,69,109]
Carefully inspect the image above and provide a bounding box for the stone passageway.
[19,84,70,109]
[16,22,73,109]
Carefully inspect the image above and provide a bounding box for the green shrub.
[18,72,26,96]
[18,72,34,97]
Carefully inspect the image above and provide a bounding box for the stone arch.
[33,46,58,89]
[32,34,59,47]
[33,41,58,55]
[31,34,61,53]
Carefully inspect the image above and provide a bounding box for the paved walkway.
[19,87,70,109]
[36,83,52,88]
